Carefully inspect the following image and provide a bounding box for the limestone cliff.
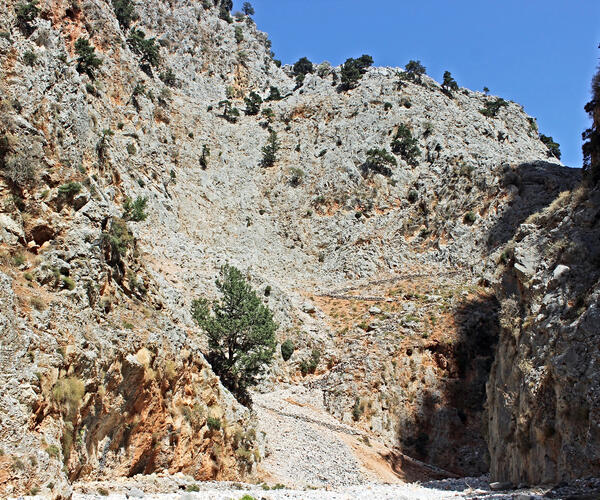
[0,0,592,496]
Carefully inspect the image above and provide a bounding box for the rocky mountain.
[0,0,596,498]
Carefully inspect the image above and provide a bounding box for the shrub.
[280,339,294,361]
[128,29,160,71]
[261,130,279,167]
[45,445,60,458]
[352,398,363,421]
[442,70,458,93]
[207,416,221,431]
[391,124,421,166]
[52,376,85,417]
[289,167,304,187]
[58,182,82,197]
[16,0,39,35]
[112,0,135,29]
[200,144,210,169]
[186,484,200,492]
[340,55,373,90]
[191,265,277,405]
[159,68,176,87]
[23,50,36,66]
[362,148,397,177]
[407,189,418,203]
[384,102,392,111]
[126,142,136,155]
[219,0,233,23]
[235,26,244,44]
[102,217,134,259]
[217,99,240,123]
[266,86,282,101]
[242,2,254,16]
[299,348,320,376]
[244,91,262,115]
[61,276,75,290]
[540,134,561,160]
[75,38,102,78]
[479,97,508,118]
[464,211,476,224]
[292,57,313,77]
[402,60,426,83]
[123,195,148,222]
[483,86,490,94]
[264,285,271,296]
[2,154,38,188]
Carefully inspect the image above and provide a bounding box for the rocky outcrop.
[0,0,595,494]
[487,183,600,484]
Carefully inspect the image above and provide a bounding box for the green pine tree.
[191,265,277,405]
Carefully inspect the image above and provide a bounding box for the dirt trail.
[253,385,434,488]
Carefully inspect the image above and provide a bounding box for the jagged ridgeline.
[0,0,597,497]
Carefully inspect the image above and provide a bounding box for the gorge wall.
[0,0,596,497]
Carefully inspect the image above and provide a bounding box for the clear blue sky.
[233,0,600,167]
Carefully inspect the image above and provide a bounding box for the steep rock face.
[487,183,600,484]
[0,0,590,494]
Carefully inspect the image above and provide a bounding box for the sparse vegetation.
[540,134,561,160]
[58,182,82,198]
[217,99,240,123]
[299,348,320,376]
[352,397,363,421]
[261,130,279,167]
[191,265,277,405]
[128,29,160,71]
[159,68,177,87]
[401,60,426,83]
[362,148,397,177]
[200,144,210,169]
[391,124,421,166]
[112,0,136,29]
[442,70,458,93]
[16,0,39,35]
[266,86,282,101]
[479,97,508,118]
[292,57,313,77]
[280,339,295,361]
[244,91,262,115]
[123,195,148,222]
[23,50,36,66]
[52,376,85,418]
[340,54,373,90]
[207,416,221,431]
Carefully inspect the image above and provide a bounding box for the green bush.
[266,86,282,101]
[58,182,82,197]
[112,0,135,29]
[159,68,177,87]
[23,50,36,66]
[384,102,392,111]
[16,0,39,35]
[217,99,240,123]
[52,376,85,417]
[235,26,244,44]
[300,348,320,376]
[479,97,508,118]
[185,484,200,492]
[61,276,76,290]
[391,124,420,166]
[289,167,304,187]
[540,134,561,160]
[402,60,426,83]
[242,2,254,16]
[102,217,133,259]
[207,416,221,431]
[191,265,277,406]
[464,211,476,224]
[128,29,160,71]
[123,195,148,222]
[362,148,397,177]
[244,91,262,115]
[280,339,294,361]
[200,144,210,169]
[352,398,363,421]
[407,189,418,203]
[340,55,373,90]
[261,130,279,167]
[442,70,458,93]
[219,0,233,22]
[293,57,313,77]
[75,38,102,78]
[45,445,60,458]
